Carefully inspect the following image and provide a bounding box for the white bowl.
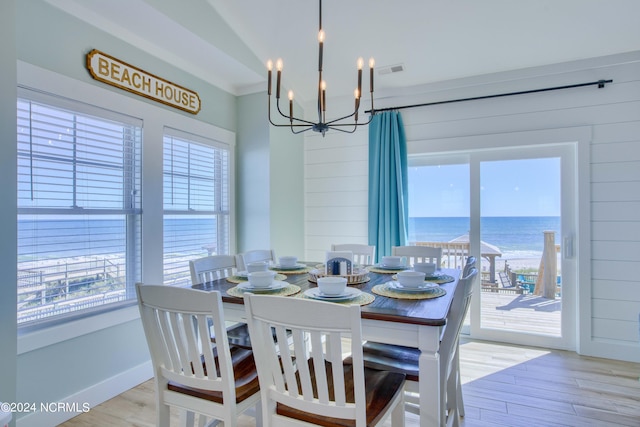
[413,262,436,275]
[279,256,298,267]
[396,271,426,288]
[247,261,268,273]
[317,276,348,296]
[381,256,402,267]
[247,270,276,288]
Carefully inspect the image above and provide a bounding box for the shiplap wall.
[303,51,640,362]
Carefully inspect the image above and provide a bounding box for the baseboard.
[580,338,640,363]
[16,361,152,427]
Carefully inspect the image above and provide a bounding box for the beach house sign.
[86,49,201,114]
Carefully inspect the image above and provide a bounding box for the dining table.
[191,262,461,427]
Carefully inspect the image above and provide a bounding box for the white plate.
[272,263,307,270]
[376,264,407,270]
[386,281,438,293]
[237,280,289,292]
[304,287,361,302]
[235,271,249,278]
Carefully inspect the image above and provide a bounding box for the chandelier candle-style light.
[267,0,375,136]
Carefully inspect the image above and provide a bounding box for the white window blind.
[163,129,230,286]
[17,91,142,326]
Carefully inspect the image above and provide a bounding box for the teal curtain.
[368,111,408,262]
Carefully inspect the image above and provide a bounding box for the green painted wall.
[236,92,305,258]
[269,125,305,259]
[236,93,272,251]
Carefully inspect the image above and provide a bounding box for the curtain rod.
[366,79,613,114]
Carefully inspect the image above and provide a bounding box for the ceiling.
[46,0,640,104]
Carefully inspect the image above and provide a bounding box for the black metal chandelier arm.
[327,117,373,127]
[290,125,317,134]
[268,99,316,127]
[269,121,322,128]
[323,110,358,126]
[326,125,358,134]
[274,97,317,126]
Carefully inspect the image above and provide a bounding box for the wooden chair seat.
[276,359,405,427]
[167,346,260,404]
[356,342,420,382]
[225,322,253,349]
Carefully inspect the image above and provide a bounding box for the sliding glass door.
[473,147,575,349]
[409,142,577,349]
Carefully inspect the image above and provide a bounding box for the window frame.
[16,88,143,329]
[162,127,232,286]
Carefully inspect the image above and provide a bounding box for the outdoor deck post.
[541,231,557,299]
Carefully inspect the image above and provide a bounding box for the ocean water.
[18,218,216,260]
[18,216,560,261]
[409,216,561,259]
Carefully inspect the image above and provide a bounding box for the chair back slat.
[309,331,330,404]
[274,325,298,397]
[181,313,205,378]
[328,333,347,405]
[392,245,443,266]
[245,294,365,423]
[197,313,218,378]
[157,310,182,372]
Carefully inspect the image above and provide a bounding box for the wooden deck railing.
[411,241,469,270]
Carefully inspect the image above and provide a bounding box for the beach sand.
[493,253,562,273]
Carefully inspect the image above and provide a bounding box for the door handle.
[563,235,574,259]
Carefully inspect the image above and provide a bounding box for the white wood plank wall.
[303,51,640,362]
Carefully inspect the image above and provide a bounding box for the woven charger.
[307,269,370,285]
[227,284,301,298]
[368,266,406,274]
[372,283,446,300]
[270,266,312,275]
[391,273,456,285]
[298,291,375,306]
[226,273,287,284]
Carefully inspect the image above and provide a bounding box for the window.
[17,91,142,326]
[163,129,230,286]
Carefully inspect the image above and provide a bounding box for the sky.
[408,157,561,217]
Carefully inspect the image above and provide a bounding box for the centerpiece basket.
[308,266,370,285]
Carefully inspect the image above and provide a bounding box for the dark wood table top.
[193,264,460,327]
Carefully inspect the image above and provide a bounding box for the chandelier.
[266,0,375,136]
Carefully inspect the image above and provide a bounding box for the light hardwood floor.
[60,339,640,427]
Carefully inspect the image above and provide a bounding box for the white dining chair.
[357,268,478,426]
[236,249,277,272]
[135,283,262,427]
[392,245,443,267]
[189,254,238,285]
[243,293,406,427]
[331,243,376,266]
[189,254,253,349]
[463,255,477,277]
